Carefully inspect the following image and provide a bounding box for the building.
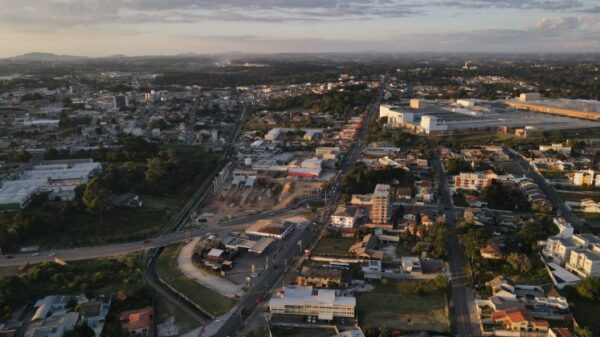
[379,104,414,128]
[490,308,549,334]
[454,171,496,190]
[269,285,355,320]
[539,143,571,155]
[565,245,600,278]
[0,160,102,209]
[543,232,600,265]
[369,184,390,225]
[330,206,362,229]
[78,294,111,337]
[296,266,344,288]
[419,115,448,134]
[113,95,128,110]
[571,170,600,187]
[579,198,600,213]
[519,93,542,102]
[119,307,155,337]
[480,239,504,260]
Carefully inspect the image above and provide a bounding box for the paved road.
[211,77,387,337]
[507,147,581,229]
[432,156,480,337]
[0,199,316,268]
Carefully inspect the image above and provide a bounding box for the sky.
[1,0,600,57]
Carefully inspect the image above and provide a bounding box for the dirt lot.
[193,177,322,227]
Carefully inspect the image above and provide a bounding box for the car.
[143,239,152,244]
[31,253,39,257]
[5,255,13,259]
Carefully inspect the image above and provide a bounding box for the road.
[432,155,480,337]
[507,148,581,229]
[0,204,314,268]
[211,77,387,337]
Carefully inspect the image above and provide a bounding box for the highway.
[0,204,314,268]
[432,155,480,337]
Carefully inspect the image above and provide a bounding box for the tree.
[506,253,533,273]
[575,277,600,301]
[64,322,95,337]
[144,157,168,184]
[82,177,112,215]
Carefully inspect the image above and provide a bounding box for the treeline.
[256,84,376,118]
[0,139,221,251]
[155,62,340,87]
[0,255,148,321]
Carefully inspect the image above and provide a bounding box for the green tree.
[575,277,600,301]
[506,253,533,274]
[82,178,112,215]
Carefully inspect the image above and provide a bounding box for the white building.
[0,160,102,209]
[419,115,447,134]
[379,104,414,128]
[571,170,600,187]
[330,206,362,229]
[539,143,571,155]
[269,285,356,320]
[566,245,600,278]
[454,171,496,191]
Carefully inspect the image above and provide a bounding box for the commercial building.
[506,96,600,121]
[269,285,355,320]
[0,160,102,210]
[369,184,390,225]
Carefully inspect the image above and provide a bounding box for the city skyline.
[1,0,600,57]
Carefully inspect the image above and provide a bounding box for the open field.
[357,280,450,333]
[312,237,354,257]
[155,293,201,335]
[156,244,236,317]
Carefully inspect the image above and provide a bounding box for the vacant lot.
[312,237,355,257]
[357,280,450,333]
[156,244,235,317]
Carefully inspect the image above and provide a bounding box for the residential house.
[119,307,155,337]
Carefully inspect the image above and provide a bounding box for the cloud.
[435,0,583,10]
[0,0,590,28]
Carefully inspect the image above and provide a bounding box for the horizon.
[1,0,600,57]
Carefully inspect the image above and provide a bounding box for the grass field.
[155,293,201,335]
[357,280,450,333]
[155,244,235,317]
[312,237,355,256]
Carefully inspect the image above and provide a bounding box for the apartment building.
[543,233,600,265]
[269,285,355,320]
[565,245,600,278]
[370,184,390,225]
[571,169,600,187]
[330,206,362,229]
[454,171,496,190]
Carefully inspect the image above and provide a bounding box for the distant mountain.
[2,52,88,62]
